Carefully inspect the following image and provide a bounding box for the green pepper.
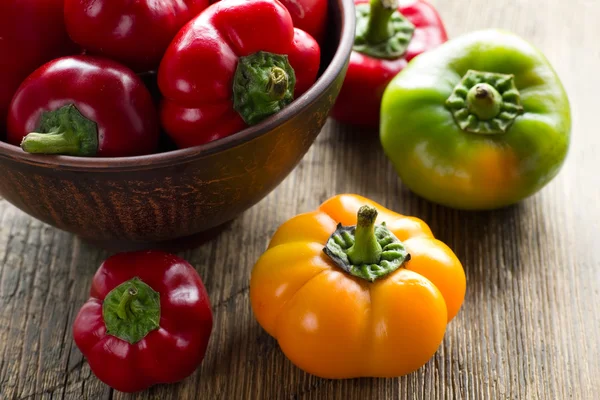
[380,29,571,210]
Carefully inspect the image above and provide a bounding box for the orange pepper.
[250,194,466,378]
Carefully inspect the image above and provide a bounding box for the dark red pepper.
[73,251,213,393]
[64,0,210,72]
[158,0,321,149]
[7,56,160,157]
[209,0,327,43]
[273,0,328,44]
[331,0,447,127]
[0,0,77,131]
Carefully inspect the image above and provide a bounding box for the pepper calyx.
[20,104,99,156]
[353,0,415,60]
[233,51,296,126]
[323,205,411,282]
[103,277,160,344]
[445,70,524,135]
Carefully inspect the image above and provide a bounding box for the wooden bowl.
[0,0,355,250]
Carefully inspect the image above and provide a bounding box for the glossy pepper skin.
[73,251,213,393]
[331,0,447,127]
[64,0,209,72]
[0,0,76,131]
[279,0,328,44]
[380,30,571,210]
[158,0,321,149]
[7,56,159,157]
[250,194,466,379]
[211,0,327,43]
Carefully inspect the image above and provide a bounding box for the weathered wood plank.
[1,0,600,399]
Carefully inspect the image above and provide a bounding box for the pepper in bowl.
[0,0,76,131]
[64,0,210,73]
[7,56,159,157]
[158,0,321,148]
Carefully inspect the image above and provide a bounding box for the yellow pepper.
[250,194,466,378]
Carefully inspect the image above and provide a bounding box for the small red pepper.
[64,0,210,72]
[73,251,213,393]
[211,0,327,43]
[0,0,76,131]
[331,0,447,127]
[7,56,160,157]
[158,0,321,149]
[269,0,329,44]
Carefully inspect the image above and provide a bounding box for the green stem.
[103,277,160,344]
[20,104,99,156]
[346,205,383,265]
[20,129,81,155]
[116,285,139,320]
[445,70,524,135]
[365,0,399,44]
[322,205,411,282]
[466,83,503,120]
[232,51,296,126]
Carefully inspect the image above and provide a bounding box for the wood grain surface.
[1,0,599,398]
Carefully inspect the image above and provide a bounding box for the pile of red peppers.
[0,0,324,157]
[0,0,448,157]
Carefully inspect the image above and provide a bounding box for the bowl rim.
[0,0,356,171]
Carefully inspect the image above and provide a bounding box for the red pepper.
[73,251,213,393]
[270,0,329,44]
[331,0,447,127]
[158,0,321,149]
[0,0,76,131]
[64,0,209,72]
[286,0,328,44]
[208,0,327,43]
[7,56,160,157]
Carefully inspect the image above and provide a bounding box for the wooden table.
[1,0,599,399]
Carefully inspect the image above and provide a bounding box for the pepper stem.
[445,70,524,135]
[346,206,383,265]
[116,285,139,320]
[267,67,289,100]
[232,51,296,126]
[21,129,82,155]
[20,104,98,156]
[353,0,414,60]
[322,205,411,282]
[466,83,503,120]
[102,277,161,344]
[365,0,399,44]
